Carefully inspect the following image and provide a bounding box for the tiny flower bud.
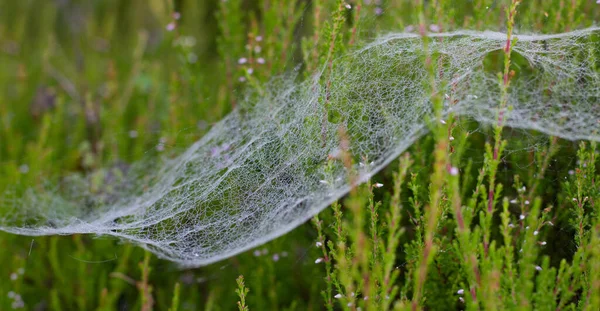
[429,24,441,33]
[449,167,459,176]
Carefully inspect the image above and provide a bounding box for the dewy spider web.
[1,28,599,267]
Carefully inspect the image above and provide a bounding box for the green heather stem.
[366,167,380,266]
[482,0,519,263]
[321,0,346,147]
[236,275,250,311]
[312,214,334,311]
[137,251,153,311]
[488,0,520,215]
[168,283,180,311]
[588,155,600,310]
[380,154,411,310]
[500,198,517,306]
[411,0,448,308]
[348,2,361,46]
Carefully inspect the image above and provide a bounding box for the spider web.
[1,28,599,267]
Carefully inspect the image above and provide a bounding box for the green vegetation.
[1,0,599,310]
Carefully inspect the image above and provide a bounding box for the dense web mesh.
[1,29,599,267]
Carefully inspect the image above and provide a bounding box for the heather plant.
[1,0,600,310]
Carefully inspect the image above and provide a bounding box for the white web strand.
[1,28,599,267]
